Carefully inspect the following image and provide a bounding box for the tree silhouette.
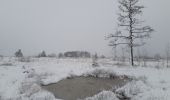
[15,49,23,57]
[107,0,154,66]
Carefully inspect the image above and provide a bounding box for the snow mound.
[84,68,118,78]
[29,90,59,100]
[116,80,151,98]
[133,88,170,100]
[83,91,119,100]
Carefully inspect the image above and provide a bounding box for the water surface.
[42,77,129,100]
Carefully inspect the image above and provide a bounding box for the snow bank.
[1,57,170,100]
[84,91,119,100]
[29,90,58,100]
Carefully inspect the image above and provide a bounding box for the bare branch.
[109,42,129,47]
[133,34,150,39]
[119,0,130,11]
[133,42,146,47]
[132,26,154,33]
[107,0,154,66]
[118,24,130,27]
[131,0,139,6]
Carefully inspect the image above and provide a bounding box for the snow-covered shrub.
[66,71,77,79]
[20,81,56,100]
[26,70,54,85]
[116,80,151,99]
[29,90,56,100]
[32,72,55,85]
[27,72,36,79]
[132,88,170,100]
[84,69,118,78]
[83,91,119,100]
[20,82,41,97]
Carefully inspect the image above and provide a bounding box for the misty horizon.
[0,0,170,56]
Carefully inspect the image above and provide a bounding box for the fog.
[0,0,170,56]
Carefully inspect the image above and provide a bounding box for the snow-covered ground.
[0,57,170,100]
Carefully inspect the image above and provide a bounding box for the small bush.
[15,49,23,57]
[85,69,118,78]
[20,82,41,97]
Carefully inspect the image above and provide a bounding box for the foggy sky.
[0,0,170,56]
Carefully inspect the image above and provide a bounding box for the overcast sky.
[0,0,170,56]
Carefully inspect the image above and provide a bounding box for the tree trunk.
[129,1,134,66]
[131,45,134,66]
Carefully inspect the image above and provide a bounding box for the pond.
[42,76,130,100]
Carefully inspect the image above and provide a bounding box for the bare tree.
[107,0,154,66]
[165,43,170,68]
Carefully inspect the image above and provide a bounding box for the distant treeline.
[59,51,91,58]
[14,49,92,58]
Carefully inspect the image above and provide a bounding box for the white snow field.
[0,57,170,100]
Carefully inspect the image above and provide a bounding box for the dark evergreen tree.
[15,49,23,57]
[38,51,47,57]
